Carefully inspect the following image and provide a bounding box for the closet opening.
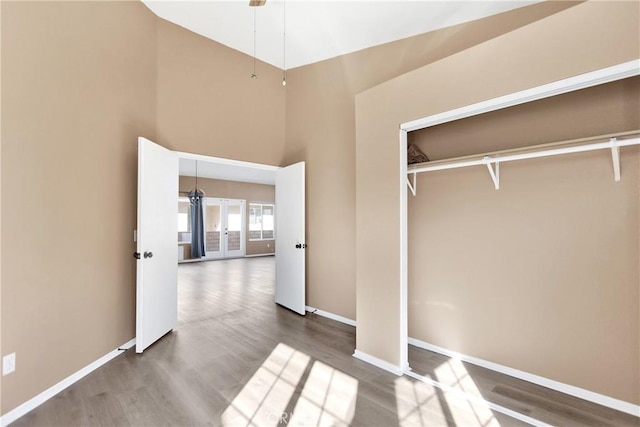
[398,62,639,416]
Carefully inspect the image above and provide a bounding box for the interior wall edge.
[0,0,4,416]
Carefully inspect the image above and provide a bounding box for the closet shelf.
[406,130,640,195]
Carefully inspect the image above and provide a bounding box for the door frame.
[176,151,278,262]
[176,151,280,181]
[137,146,306,356]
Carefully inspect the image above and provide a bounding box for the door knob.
[133,252,141,259]
[144,251,153,259]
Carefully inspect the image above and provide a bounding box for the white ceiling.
[142,1,540,70]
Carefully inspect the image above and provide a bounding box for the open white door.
[275,162,306,315]
[136,137,178,353]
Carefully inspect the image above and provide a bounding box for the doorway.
[135,138,307,353]
[203,198,246,259]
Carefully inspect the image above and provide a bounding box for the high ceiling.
[142,1,540,70]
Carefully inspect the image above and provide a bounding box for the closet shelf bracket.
[483,156,500,190]
[407,172,417,196]
[610,137,620,182]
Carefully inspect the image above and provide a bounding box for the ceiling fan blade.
[249,0,266,6]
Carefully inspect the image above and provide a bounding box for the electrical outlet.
[3,353,16,376]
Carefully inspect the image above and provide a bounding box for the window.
[249,203,275,240]
[178,198,191,242]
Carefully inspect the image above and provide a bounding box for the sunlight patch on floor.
[395,376,447,426]
[397,359,502,427]
[221,343,310,426]
[434,359,500,426]
[221,343,358,427]
[289,361,359,426]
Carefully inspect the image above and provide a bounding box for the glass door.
[203,199,224,259]
[224,200,245,258]
[201,198,245,259]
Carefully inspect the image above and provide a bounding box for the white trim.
[352,350,403,376]
[399,129,409,372]
[244,253,275,258]
[408,337,640,417]
[404,369,550,427]
[305,306,356,327]
[1,338,136,427]
[401,60,640,132]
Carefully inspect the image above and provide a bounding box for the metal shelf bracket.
[483,156,500,190]
[407,172,417,196]
[610,137,620,181]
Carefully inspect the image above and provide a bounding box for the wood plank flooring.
[11,257,639,426]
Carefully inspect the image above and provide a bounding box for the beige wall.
[179,176,275,256]
[286,1,576,321]
[1,1,157,413]
[155,19,286,166]
[356,0,639,404]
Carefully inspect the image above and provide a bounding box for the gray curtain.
[189,190,205,259]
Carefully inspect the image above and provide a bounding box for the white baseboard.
[408,337,640,417]
[244,253,275,258]
[353,349,403,376]
[1,338,136,426]
[305,306,356,327]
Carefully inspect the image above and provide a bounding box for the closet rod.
[409,137,638,174]
[407,131,640,192]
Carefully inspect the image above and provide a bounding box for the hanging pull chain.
[251,8,257,79]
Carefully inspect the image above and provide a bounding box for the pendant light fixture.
[282,0,287,86]
[189,160,205,202]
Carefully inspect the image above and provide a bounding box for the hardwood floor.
[11,257,639,426]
